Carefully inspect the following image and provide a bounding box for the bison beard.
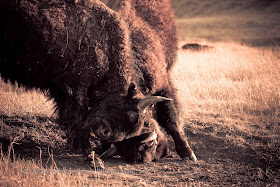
[0,0,197,162]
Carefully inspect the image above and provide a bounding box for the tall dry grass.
[0,79,55,118]
[172,41,280,146]
[0,141,127,186]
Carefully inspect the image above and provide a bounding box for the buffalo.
[181,43,214,51]
[0,0,196,162]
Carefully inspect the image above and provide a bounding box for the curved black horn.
[137,96,172,112]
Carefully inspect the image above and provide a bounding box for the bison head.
[83,82,171,143]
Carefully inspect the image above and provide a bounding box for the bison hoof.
[189,153,197,162]
[182,152,197,162]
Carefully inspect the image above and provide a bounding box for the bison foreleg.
[54,88,90,157]
[154,91,197,161]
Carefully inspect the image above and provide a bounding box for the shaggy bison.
[181,43,214,51]
[0,0,196,162]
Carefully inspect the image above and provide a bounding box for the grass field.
[176,14,280,46]
[1,0,280,186]
[1,41,279,186]
[172,0,280,47]
[174,41,280,148]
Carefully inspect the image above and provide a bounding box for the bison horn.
[140,132,157,143]
[100,145,118,159]
[137,96,172,112]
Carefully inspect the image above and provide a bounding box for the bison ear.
[127,82,136,99]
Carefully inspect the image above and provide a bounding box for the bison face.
[83,82,171,143]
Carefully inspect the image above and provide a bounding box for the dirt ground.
[2,115,279,186]
[57,127,280,186]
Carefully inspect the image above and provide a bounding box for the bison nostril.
[98,126,111,138]
[104,129,110,136]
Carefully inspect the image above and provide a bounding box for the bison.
[181,43,214,51]
[0,0,196,162]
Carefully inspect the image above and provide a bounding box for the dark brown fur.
[0,0,195,162]
[84,83,168,162]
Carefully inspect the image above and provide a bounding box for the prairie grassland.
[176,14,280,47]
[0,42,280,186]
[172,41,280,148]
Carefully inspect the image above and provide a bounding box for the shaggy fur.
[0,0,195,161]
[84,83,169,162]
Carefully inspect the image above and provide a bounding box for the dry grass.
[0,79,55,118]
[0,41,280,186]
[172,41,280,147]
[176,14,280,46]
[0,142,121,187]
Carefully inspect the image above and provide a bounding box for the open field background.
[172,0,280,47]
[1,0,280,186]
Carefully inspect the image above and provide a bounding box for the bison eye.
[127,110,138,124]
[126,82,136,99]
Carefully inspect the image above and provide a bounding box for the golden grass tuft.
[0,79,55,118]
